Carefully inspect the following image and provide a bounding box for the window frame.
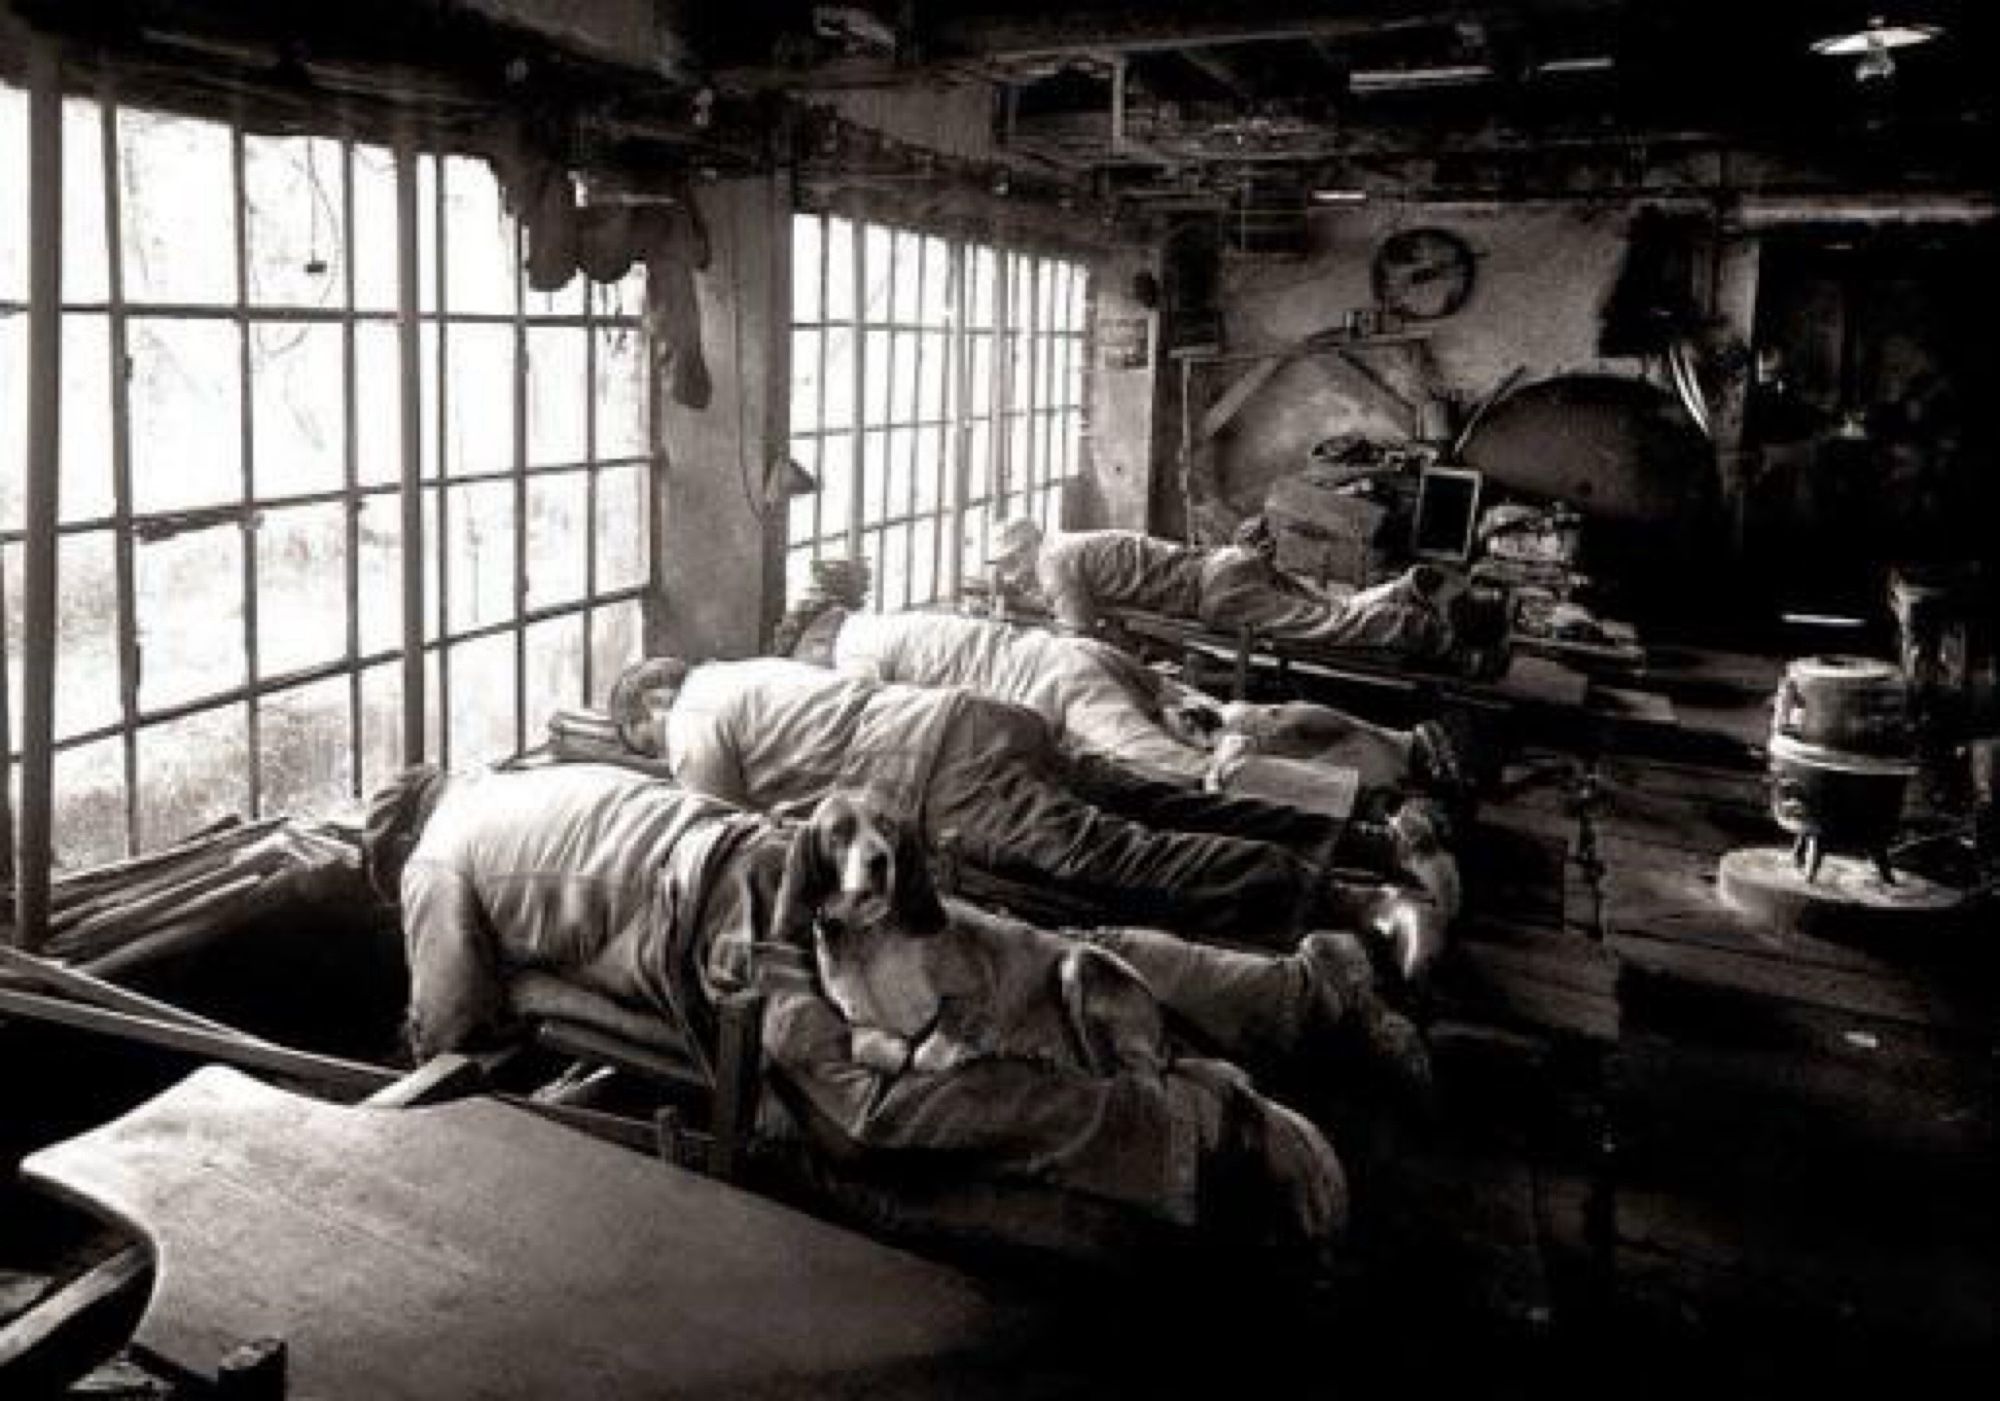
[0,81,657,874]
[785,211,1090,614]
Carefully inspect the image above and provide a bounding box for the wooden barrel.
[1771,654,1910,756]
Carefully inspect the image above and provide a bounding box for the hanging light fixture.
[1811,15,1942,83]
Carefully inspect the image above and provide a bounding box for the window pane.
[58,531,121,740]
[117,108,235,304]
[420,319,440,480]
[422,485,441,641]
[911,516,937,606]
[4,537,121,745]
[862,224,894,323]
[445,323,515,477]
[130,318,242,514]
[863,329,891,425]
[442,155,516,315]
[921,237,951,327]
[885,427,912,520]
[824,217,854,320]
[526,326,587,466]
[915,429,943,515]
[352,142,398,313]
[594,463,648,592]
[257,501,347,678]
[887,229,916,325]
[251,320,344,497]
[820,328,854,432]
[136,704,248,848]
[246,134,345,308]
[590,599,643,706]
[792,214,822,320]
[881,522,910,611]
[446,631,516,763]
[54,737,128,869]
[60,314,114,522]
[790,328,822,434]
[817,434,852,546]
[594,323,648,459]
[358,660,405,797]
[445,479,515,633]
[1,317,23,531]
[261,674,352,816]
[0,85,24,302]
[63,99,108,305]
[417,154,439,314]
[524,612,585,734]
[968,248,996,329]
[860,428,888,527]
[356,493,402,656]
[137,525,244,711]
[355,322,399,487]
[917,330,946,421]
[526,472,587,609]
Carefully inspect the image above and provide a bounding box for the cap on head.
[610,656,690,755]
[993,516,1044,565]
[361,764,447,902]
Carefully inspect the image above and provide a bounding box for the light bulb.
[1854,32,1896,82]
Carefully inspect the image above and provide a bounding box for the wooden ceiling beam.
[928,1,1608,62]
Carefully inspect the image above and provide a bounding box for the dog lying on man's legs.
[773,789,1439,1244]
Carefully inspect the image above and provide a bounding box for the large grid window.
[0,85,654,870]
[787,213,1087,612]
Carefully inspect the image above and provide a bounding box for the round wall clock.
[1372,227,1476,320]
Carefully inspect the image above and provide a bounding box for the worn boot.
[1300,929,1434,1106]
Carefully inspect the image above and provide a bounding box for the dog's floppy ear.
[889,818,949,938]
[771,821,834,949]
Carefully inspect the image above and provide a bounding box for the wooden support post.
[394,134,426,764]
[707,989,765,1181]
[15,38,64,952]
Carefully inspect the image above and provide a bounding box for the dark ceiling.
[710,1,1995,207]
[6,2,1992,225]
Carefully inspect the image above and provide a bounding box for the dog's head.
[770,789,948,952]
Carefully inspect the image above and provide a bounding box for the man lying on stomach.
[642,653,1450,973]
[362,764,1432,1251]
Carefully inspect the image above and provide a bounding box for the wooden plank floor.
[1581,740,1996,1365]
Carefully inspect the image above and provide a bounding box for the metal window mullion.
[846,220,865,561]
[945,238,973,594]
[903,236,927,604]
[432,158,451,768]
[989,252,1010,522]
[1024,256,1042,519]
[1042,262,1062,515]
[812,213,830,557]
[13,39,62,943]
[511,227,528,757]
[582,281,599,702]
[100,90,144,857]
[231,124,262,819]
[340,134,363,796]
[873,240,899,612]
[393,134,425,765]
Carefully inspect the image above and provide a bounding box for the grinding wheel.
[1718,845,1968,943]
